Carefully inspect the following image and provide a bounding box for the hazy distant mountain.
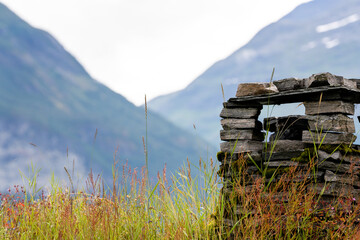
[0,3,213,188]
[150,0,360,145]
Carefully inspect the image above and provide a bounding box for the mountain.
[149,0,360,146]
[0,3,213,188]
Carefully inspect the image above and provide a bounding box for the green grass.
[0,157,221,239]
[1,152,360,239]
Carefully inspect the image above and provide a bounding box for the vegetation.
[0,150,359,239]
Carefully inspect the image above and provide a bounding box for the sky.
[1,0,311,105]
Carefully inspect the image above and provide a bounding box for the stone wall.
[217,72,360,226]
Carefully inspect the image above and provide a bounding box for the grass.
[0,157,221,239]
[1,148,360,239]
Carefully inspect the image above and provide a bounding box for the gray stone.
[318,150,342,162]
[273,78,305,91]
[263,115,308,132]
[264,161,305,168]
[317,160,359,173]
[262,151,305,161]
[265,140,305,152]
[305,72,357,89]
[221,168,259,179]
[223,101,262,109]
[220,141,263,153]
[324,170,360,187]
[318,150,360,166]
[220,108,260,119]
[217,151,262,163]
[302,131,357,145]
[307,182,360,196]
[236,82,278,97]
[221,118,262,130]
[269,129,303,141]
[350,78,360,89]
[307,114,355,133]
[229,86,360,105]
[220,129,264,141]
[324,170,338,182]
[304,101,354,115]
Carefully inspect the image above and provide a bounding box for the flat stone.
[324,170,360,187]
[305,72,357,89]
[302,131,357,145]
[220,108,260,119]
[307,114,355,133]
[263,115,308,132]
[220,129,264,141]
[265,140,305,152]
[307,182,360,196]
[217,151,262,162]
[317,160,359,173]
[273,78,305,91]
[324,170,339,182]
[269,129,304,141]
[318,150,342,161]
[221,119,262,130]
[262,151,305,161]
[350,78,360,89]
[236,83,279,97]
[223,101,262,109]
[220,141,263,153]
[304,100,354,115]
[264,161,305,168]
[229,87,360,105]
[318,150,360,166]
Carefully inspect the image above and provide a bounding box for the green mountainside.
[150,0,360,145]
[0,3,213,187]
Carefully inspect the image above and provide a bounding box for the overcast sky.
[2,0,311,105]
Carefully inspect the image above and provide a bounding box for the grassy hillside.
[0,3,215,187]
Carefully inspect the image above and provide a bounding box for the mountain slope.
[0,3,213,187]
[149,0,360,145]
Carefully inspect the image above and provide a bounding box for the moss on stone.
[291,148,313,163]
[290,144,360,163]
[319,144,360,155]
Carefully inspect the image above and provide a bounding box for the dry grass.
[1,152,360,239]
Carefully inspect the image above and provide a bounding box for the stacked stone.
[261,116,311,183]
[218,84,269,225]
[218,100,264,183]
[300,73,359,198]
[217,73,360,226]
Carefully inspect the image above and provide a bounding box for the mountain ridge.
[0,2,214,187]
[149,0,360,145]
